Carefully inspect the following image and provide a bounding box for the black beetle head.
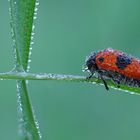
[84,51,109,90]
[85,52,98,73]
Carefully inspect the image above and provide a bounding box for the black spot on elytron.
[98,57,104,62]
[116,54,132,70]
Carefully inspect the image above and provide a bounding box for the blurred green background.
[1,0,140,139]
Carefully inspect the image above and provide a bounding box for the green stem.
[0,72,85,81]
[0,72,140,94]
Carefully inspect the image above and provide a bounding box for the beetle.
[85,48,140,90]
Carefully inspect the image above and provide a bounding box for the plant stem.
[0,72,140,94]
[0,72,85,81]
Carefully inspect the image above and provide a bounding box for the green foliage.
[0,0,139,140]
[9,0,40,139]
[10,0,36,70]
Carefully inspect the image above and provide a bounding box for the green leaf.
[9,0,41,139]
[17,80,41,140]
[10,0,36,70]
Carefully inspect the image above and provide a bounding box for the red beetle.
[85,48,140,90]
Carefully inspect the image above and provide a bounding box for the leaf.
[10,0,36,70]
[9,0,41,139]
[17,80,41,140]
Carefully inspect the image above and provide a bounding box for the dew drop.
[34,7,38,12]
[31,32,35,36]
[34,12,37,15]
[31,36,34,40]
[27,0,39,72]
[27,65,30,71]
[30,42,34,45]
[36,1,39,6]
[32,25,35,30]
[17,81,23,113]
[34,16,37,20]
[26,80,29,84]
[31,106,42,139]
[29,51,32,56]
[35,74,43,79]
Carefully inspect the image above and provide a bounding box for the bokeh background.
[1,0,140,139]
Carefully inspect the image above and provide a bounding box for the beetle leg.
[86,71,94,79]
[97,73,109,90]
